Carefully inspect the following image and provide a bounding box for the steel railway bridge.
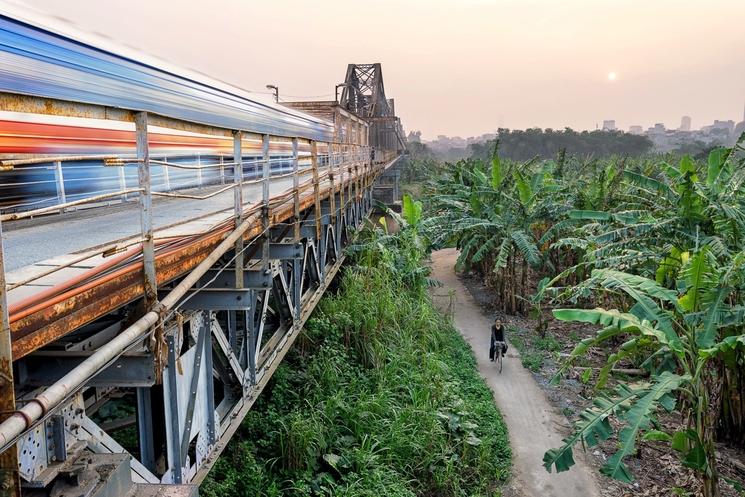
[0,8,406,497]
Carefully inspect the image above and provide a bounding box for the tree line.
[468,128,654,162]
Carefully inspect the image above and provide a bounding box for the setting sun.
[607,71,617,81]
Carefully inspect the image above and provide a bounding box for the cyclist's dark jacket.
[491,324,505,342]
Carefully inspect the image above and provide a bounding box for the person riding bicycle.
[489,318,508,361]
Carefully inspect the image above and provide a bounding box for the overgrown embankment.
[201,228,511,496]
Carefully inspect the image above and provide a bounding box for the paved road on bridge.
[3,172,312,272]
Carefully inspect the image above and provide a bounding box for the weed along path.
[429,248,601,497]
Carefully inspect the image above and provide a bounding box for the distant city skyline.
[422,106,745,141]
[16,0,745,140]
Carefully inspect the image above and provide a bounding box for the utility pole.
[266,84,279,103]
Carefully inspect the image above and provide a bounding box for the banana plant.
[544,245,745,497]
[425,154,548,314]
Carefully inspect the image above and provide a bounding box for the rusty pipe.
[0,210,261,452]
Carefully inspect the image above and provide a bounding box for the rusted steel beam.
[0,218,21,497]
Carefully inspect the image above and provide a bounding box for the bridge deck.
[4,172,310,303]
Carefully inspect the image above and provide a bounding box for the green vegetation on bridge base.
[201,227,510,496]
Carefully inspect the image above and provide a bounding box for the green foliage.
[401,194,423,227]
[429,134,745,496]
[468,128,654,162]
[546,244,745,496]
[201,224,511,497]
[506,325,560,372]
[544,371,686,482]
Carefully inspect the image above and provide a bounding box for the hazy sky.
[19,0,745,139]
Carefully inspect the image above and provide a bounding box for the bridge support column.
[165,333,184,484]
[135,112,157,306]
[0,218,20,496]
[137,386,156,473]
[346,146,353,227]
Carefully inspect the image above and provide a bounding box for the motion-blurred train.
[0,111,321,212]
[0,6,332,212]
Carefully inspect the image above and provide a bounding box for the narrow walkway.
[429,248,601,497]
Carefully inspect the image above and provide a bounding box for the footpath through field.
[429,248,601,497]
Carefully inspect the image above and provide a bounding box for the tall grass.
[201,228,511,496]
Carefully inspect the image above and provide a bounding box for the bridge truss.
[0,116,398,496]
[339,63,407,154]
[0,11,403,497]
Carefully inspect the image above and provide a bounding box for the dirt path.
[430,248,601,497]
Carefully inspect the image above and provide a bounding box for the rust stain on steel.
[9,164,383,359]
[11,238,219,359]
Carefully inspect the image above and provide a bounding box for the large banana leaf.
[707,147,729,189]
[513,169,533,206]
[511,229,541,266]
[553,308,683,356]
[600,371,688,482]
[543,383,639,474]
[623,171,676,202]
[568,209,611,221]
[402,194,423,227]
[678,247,716,312]
[589,269,678,333]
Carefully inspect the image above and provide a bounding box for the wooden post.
[292,138,300,241]
[328,144,336,227]
[337,143,345,217]
[233,131,244,289]
[311,141,321,241]
[262,135,270,272]
[135,112,157,306]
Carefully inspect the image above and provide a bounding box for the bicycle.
[493,341,505,373]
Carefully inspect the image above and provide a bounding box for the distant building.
[602,120,616,131]
[679,116,691,132]
[712,120,735,134]
[648,123,666,134]
[628,125,643,135]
